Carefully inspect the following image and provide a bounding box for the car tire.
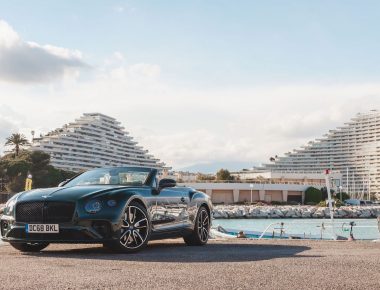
[183,206,210,246]
[9,242,49,252]
[102,242,113,249]
[109,201,151,253]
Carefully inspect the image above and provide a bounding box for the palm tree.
[5,133,30,156]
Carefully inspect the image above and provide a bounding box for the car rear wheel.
[109,201,150,253]
[9,242,49,252]
[183,206,210,246]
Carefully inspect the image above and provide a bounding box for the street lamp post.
[325,169,336,240]
[249,184,254,204]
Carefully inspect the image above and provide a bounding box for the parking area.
[1,239,380,289]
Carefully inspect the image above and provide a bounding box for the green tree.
[305,187,323,204]
[196,173,215,181]
[0,150,76,193]
[336,191,350,201]
[216,169,233,181]
[321,187,335,200]
[2,159,31,193]
[5,133,30,156]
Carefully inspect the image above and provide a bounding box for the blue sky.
[3,0,380,85]
[1,1,380,171]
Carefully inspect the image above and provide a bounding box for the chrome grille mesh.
[16,201,75,223]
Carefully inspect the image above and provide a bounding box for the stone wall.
[212,205,380,219]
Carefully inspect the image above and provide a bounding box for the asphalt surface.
[0,239,379,290]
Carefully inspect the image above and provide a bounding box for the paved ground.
[0,239,380,290]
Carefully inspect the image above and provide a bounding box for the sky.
[1,0,380,172]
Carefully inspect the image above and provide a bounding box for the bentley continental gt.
[0,167,212,253]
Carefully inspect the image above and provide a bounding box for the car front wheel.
[184,206,210,246]
[109,201,150,253]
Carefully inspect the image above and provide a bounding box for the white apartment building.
[30,113,165,172]
[263,110,380,200]
[231,169,342,188]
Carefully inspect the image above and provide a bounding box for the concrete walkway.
[0,239,379,289]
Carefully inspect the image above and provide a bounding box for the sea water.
[213,218,380,240]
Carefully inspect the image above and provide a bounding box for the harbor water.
[213,218,380,240]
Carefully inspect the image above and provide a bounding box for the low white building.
[161,171,199,182]
[180,169,342,204]
[231,169,342,188]
[180,181,312,204]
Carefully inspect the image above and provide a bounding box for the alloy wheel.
[119,205,149,249]
[197,209,210,243]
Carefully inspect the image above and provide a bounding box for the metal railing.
[182,180,326,186]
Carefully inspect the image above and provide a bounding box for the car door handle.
[180,197,186,202]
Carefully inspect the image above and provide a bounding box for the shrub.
[317,199,343,208]
[334,199,343,207]
[271,201,287,205]
[317,200,326,207]
[305,187,323,203]
[336,191,350,201]
[321,187,335,200]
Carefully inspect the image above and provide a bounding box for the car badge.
[41,195,49,198]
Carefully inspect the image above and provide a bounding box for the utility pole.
[368,169,371,201]
[346,167,349,197]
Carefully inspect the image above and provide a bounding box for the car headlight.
[85,200,102,214]
[6,199,17,213]
[107,199,117,207]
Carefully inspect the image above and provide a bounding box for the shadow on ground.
[21,241,313,263]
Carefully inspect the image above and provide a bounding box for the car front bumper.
[1,215,119,244]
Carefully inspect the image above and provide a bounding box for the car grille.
[16,201,76,223]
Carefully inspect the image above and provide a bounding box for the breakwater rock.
[212,205,380,219]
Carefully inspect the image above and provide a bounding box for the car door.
[161,187,190,225]
[149,186,189,232]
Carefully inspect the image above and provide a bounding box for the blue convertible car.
[0,167,213,253]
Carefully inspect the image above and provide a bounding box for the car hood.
[15,185,135,203]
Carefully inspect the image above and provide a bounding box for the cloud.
[0,105,25,154]
[0,20,88,83]
[0,118,17,146]
[128,63,161,78]
[131,84,380,169]
[1,44,380,169]
[112,5,136,14]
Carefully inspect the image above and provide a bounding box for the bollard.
[348,221,356,241]
[25,174,33,191]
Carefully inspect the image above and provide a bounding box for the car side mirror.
[158,178,176,190]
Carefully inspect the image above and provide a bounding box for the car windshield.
[64,168,150,187]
